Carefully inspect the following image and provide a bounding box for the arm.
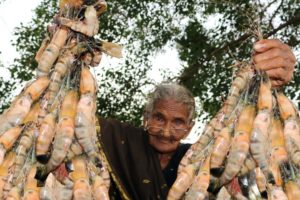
[253,39,297,87]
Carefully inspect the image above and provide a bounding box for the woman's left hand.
[253,39,297,87]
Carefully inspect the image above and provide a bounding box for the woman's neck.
[158,152,174,169]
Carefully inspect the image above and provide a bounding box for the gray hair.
[144,82,196,123]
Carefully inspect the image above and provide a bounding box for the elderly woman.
[98,39,296,199]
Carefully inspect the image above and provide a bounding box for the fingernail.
[254,43,266,50]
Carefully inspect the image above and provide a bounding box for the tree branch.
[261,0,278,14]
[268,0,284,29]
[178,13,300,83]
[264,14,300,38]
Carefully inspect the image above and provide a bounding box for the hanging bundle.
[0,0,122,199]
[168,61,300,199]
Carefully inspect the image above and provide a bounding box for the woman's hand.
[253,39,297,87]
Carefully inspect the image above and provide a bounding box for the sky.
[1,1,299,144]
[0,0,184,80]
[0,0,203,143]
[0,0,41,79]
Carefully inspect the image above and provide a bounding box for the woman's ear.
[189,121,195,130]
[143,117,148,130]
[184,121,195,138]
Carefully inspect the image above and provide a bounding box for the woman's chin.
[149,135,180,154]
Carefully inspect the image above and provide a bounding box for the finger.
[255,56,295,71]
[270,79,285,88]
[253,47,289,64]
[253,39,290,53]
[266,68,286,81]
[253,40,296,71]
[266,67,293,83]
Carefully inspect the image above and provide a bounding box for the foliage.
[176,0,300,115]
[0,55,15,113]
[2,0,300,125]
[11,0,58,81]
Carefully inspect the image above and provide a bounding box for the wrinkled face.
[145,99,194,154]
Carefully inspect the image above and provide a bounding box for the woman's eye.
[153,114,164,122]
[173,119,184,126]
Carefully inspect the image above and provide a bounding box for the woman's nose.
[161,123,172,137]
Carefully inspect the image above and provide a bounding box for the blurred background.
[0,0,299,142]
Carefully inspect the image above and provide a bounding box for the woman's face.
[146,99,193,154]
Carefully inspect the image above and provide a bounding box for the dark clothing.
[162,143,191,188]
[97,118,191,200]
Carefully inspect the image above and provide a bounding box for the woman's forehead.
[153,99,189,117]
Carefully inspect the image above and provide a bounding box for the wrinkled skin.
[253,39,296,87]
[144,99,194,168]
